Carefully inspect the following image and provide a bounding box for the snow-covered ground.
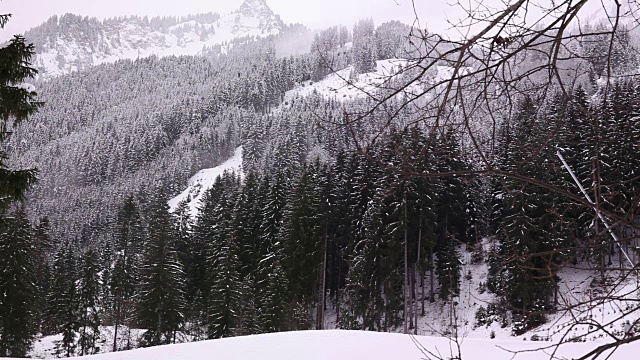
[66,329,638,360]
[281,59,422,107]
[168,146,243,218]
[31,326,146,359]
[283,59,409,102]
[282,59,472,107]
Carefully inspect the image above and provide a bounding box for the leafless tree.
[316,0,640,358]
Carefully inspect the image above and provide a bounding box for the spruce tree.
[110,195,143,351]
[47,245,80,357]
[77,248,101,356]
[433,129,466,300]
[33,217,53,334]
[205,172,243,339]
[0,206,38,357]
[0,13,43,209]
[281,163,323,328]
[138,190,186,346]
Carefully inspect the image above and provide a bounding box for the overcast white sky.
[0,0,611,43]
[0,0,452,42]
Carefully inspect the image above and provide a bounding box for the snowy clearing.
[70,330,638,360]
[282,59,472,106]
[283,59,410,103]
[168,146,243,218]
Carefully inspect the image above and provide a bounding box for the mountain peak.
[232,0,283,36]
[238,0,271,13]
[236,0,280,22]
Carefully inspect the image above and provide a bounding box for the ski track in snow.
[168,146,243,218]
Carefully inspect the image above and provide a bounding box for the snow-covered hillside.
[282,59,470,105]
[68,330,638,360]
[283,59,408,103]
[168,147,243,218]
[27,0,283,78]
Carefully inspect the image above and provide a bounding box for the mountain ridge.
[23,0,284,78]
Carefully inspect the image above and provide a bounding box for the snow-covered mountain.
[24,0,284,78]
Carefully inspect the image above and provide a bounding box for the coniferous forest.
[2,1,640,358]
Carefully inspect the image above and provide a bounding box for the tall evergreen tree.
[77,248,101,356]
[433,129,466,300]
[205,172,243,339]
[33,217,53,334]
[47,245,80,357]
[138,190,186,346]
[110,195,143,351]
[0,206,37,357]
[0,13,43,210]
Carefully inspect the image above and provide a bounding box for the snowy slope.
[282,59,470,105]
[29,0,283,78]
[72,330,639,360]
[283,59,410,103]
[168,146,243,218]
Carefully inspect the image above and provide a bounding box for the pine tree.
[47,245,80,358]
[205,172,243,339]
[433,129,466,300]
[236,275,259,336]
[138,190,186,346]
[233,171,263,279]
[110,195,143,351]
[33,217,53,334]
[0,206,38,357]
[495,97,556,333]
[255,250,289,333]
[0,13,43,210]
[281,163,323,329]
[253,174,290,333]
[77,248,101,356]
[207,235,242,339]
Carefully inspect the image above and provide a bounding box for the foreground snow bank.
[75,330,638,360]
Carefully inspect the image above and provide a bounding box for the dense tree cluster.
[22,126,476,355]
[3,4,640,356]
[489,84,640,334]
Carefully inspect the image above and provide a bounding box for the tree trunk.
[113,305,120,352]
[429,246,435,303]
[317,225,328,330]
[403,194,409,334]
[421,266,426,316]
[415,219,422,333]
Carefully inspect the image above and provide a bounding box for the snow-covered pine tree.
[496,96,554,334]
[253,174,290,334]
[281,162,324,329]
[0,13,42,210]
[204,172,242,339]
[0,206,38,357]
[77,248,101,356]
[110,195,144,351]
[233,171,263,279]
[48,244,80,357]
[138,189,185,346]
[33,217,53,334]
[433,129,466,300]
